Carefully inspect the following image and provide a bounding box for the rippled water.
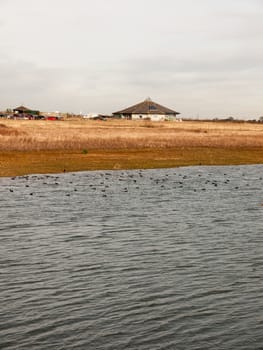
[1,165,263,350]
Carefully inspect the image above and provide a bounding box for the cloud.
[0,0,263,118]
[116,50,263,89]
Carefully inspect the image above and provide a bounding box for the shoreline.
[1,147,262,177]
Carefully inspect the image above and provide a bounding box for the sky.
[0,0,263,118]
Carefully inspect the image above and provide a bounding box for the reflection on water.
[0,165,263,350]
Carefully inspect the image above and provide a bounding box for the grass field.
[0,119,262,176]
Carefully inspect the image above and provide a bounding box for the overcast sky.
[1,0,263,118]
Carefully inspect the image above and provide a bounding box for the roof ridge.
[113,98,180,115]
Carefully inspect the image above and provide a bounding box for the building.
[13,105,40,119]
[112,97,180,121]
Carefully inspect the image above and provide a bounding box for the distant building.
[13,105,40,115]
[82,113,100,119]
[112,97,180,121]
[13,105,40,119]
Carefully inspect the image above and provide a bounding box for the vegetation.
[0,119,262,176]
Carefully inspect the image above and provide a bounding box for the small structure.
[82,113,100,119]
[0,111,8,118]
[13,105,40,119]
[112,97,180,121]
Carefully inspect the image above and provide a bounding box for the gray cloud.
[116,51,263,88]
[0,0,263,118]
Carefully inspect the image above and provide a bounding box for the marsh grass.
[0,119,262,176]
[0,119,262,151]
[0,123,23,136]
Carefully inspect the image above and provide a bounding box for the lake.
[0,165,262,349]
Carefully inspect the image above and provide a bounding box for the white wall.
[131,114,166,121]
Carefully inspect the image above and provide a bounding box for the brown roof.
[13,105,31,112]
[113,98,180,115]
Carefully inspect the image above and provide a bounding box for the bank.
[0,147,263,177]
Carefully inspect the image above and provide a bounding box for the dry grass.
[0,119,262,151]
[0,119,262,176]
[0,123,23,136]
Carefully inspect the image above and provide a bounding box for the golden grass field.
[0,118,262,176]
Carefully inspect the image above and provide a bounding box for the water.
[0,165,262,350]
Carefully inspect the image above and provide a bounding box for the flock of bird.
[5,169,260,198]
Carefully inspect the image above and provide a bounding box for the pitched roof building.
[113,98,180,121]
[13,105,31,113]
[13,105,40,115]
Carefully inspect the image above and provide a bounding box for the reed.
[0,119,262,151]
[0,119,262,176]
